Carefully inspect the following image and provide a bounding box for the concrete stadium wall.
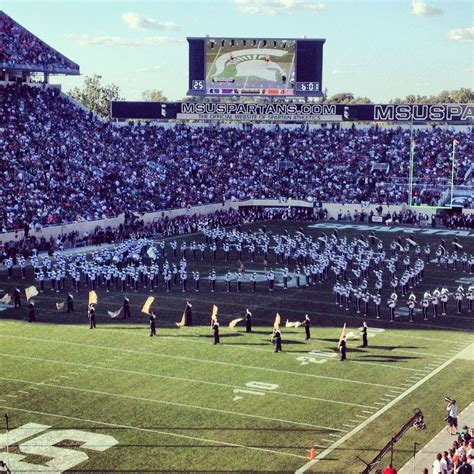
[2,200,472,245]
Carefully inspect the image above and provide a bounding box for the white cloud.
[70,34,180,47]
[447,27,474,42]
[121,12,180,32]
[234,0,325,16]
[331,68,351,76]
[137,65,163,73]
[331,64,367,75]
[410,0,443,16]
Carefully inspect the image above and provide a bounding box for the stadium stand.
[0,10,79,74]
[0,83,472,233]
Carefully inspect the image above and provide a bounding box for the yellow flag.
[176,312,186,328]
[338,323,347,349]
[406,238,417,246]
[0,294,12,305]
[141,296,154,315]
[211,304,218,323]
[285,320,302,328]
[25,286,39,302]
[56,301,66,310]
[273,313,281,330]
[108,307,123,318]
[229,318,244,331]
[88,290,98,307]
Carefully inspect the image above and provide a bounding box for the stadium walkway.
[398,342,473,474]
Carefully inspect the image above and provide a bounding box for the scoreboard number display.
[295,82,320,92]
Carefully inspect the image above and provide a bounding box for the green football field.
[0,221,473,473]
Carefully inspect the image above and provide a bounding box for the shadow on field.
[360,354,421,361]
[371,345,422,350]
[198,333,243,339]
[98,327,144,330]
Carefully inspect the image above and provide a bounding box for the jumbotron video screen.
[187,37,325,96]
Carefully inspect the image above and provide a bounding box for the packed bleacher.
[0,83,472,233]
[429,425,473,474]
[0,11,79,72]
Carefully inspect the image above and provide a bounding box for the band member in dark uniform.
[304,314,311,341]
[273,328,282,352]
[66,293,74,313]
[122,296,131,318]
[88,304,96,329]
[245,309,252,333]
[28,300,36,322]
[14,286,21,308]
[149,311,157,336]
[213,320,220,344]
[361,321,368,348]
[339,336,347,361]
[184,301,193,326]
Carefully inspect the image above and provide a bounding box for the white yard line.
[0,334,398,389]
[0,376,343,433]
[0,403,307,460]
[295,342,471,473]
[0,352,372,410]
[391,349,447,358]
[347,360,425,373]
[380,332,474,344]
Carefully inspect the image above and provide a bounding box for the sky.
[2,0,473,101]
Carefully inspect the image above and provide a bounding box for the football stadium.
[0,2,473,473]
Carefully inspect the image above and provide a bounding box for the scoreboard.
[187,37,325,97]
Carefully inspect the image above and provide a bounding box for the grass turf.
[0,220,473,473]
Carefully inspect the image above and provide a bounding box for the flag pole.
[450,140,457,208]
[4,414,10,469]
[408,111,414,207]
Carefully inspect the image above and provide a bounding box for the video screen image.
[205,38,296,93]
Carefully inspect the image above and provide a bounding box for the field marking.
[391,349,448,358]
[295,341,472,473]
[0,404,308,461]
[0,376,344,433]
[373,402,385,406]
[17,390,29,394]
[379,332,474,344]
[6,394,17,398]
[0,352,373,409]
[347,360,425,373]
[0,334,398,389]
[343,424,355,428]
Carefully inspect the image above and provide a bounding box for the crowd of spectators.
[428,425,473,474]
[0,12,79,72]
[1,83,472,233]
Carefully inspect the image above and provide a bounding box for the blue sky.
[2,0,473,101]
